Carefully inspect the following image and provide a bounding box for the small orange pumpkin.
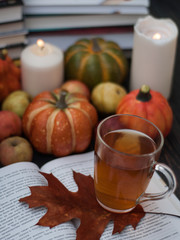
[0,50,21,102]
[116,85,173,137]
[22,89,98,157]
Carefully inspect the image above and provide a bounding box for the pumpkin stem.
[92,38,101,52]
[0,49,7,60]
[56,90,68,109]
[136,85,152,102]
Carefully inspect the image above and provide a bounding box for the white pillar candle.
[130,15,178,99]
[21,40,64,97]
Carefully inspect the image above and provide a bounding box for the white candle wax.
[130,15,178,99]
[21,40,64,97]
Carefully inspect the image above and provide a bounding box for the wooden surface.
[0,1,180,200]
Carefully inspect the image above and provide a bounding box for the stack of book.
[0,0,28,60]
[22,0,150,54]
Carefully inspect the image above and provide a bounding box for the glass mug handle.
[139,163,177,203]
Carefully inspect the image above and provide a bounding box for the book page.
[23,0,104,6]
[0,162,76,240]
[101,173,180,239]
[103,0,150,6]
[41,151,180,239]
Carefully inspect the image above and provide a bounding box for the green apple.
[2,90,32,118]
[0,136,33,166]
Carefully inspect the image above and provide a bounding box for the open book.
[0,151,180,239]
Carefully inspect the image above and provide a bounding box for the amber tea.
[94,114,176,213]
[94,129,156,212]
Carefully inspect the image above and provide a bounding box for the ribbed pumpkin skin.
[116,89,173,137]
[65,38,128,90]
[0,54,21,102]
[22,89,98,157]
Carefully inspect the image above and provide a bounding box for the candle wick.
[37,39,45,51]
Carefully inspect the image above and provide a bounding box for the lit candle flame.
[152,33,161,40]
[37,39,45,49]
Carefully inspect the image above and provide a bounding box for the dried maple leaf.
[19,171,145,240]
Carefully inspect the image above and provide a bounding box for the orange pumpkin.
[116,85,173,137]
[0,50,21,102]
[22,89,98,157]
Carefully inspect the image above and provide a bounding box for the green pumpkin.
[64,38,128,90]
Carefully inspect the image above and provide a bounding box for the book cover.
[0,20,24,34]
[23,4,149,15]
[0,42,27,59]
[27,26,134,51]
[24,14,145,32]
[0,0,23,8]
[22,0,149,7]
[0,29,28,48]
[0,0,23,23]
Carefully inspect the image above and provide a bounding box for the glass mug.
[94,114,176,213]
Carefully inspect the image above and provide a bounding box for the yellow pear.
[91,82,127,114]
[2,90,32,118]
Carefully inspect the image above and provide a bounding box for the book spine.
[0,0,23,8]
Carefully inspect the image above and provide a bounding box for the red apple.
[0,136,33,166]
[0,110,22,142]
[61,80,90,100]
